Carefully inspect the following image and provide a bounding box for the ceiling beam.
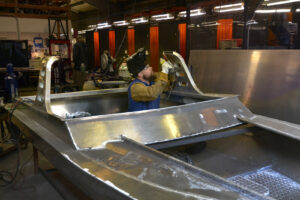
[0,2,69,12]
[44,0,70,3]
[191,0,240,8]
[0,12,69,19]
[118,0,186,16]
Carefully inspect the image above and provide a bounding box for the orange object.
[178,23,186,60]
[287,12,293,22]
[128,28,135,55]
[217,19,233,49]
[268,28,278,46]
[150,26,159,72]
[235,39,243,47]
[94,31,100,67]
[109,30,116,57]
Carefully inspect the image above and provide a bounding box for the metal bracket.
[35,56,59,115]
[163,51,228,99]
[163,51,204,94]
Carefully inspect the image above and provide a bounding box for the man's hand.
[160,58,173,74]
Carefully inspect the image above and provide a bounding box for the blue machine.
[4,63,18,102]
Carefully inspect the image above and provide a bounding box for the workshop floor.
[0,144,63,200]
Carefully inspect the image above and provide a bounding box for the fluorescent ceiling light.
[134,20,149,24]
[78,30,86,34]
[201,21,219,27]
[78,27,95,34]
[247,20,258,25]
[214,3,244,13]
[88,24,97,29]
[154,16,174,21]
[214,2,244,9]
[131,17,143,22]
[113,20,129,26]
[151,14,170,18]
[97,22,109,26]
[267,0,300,6]
[131,17,148,24]
[255,8,291,13]
[216,7,244,12]
[178,9,206,17]
[97,25,111,29]
[97,22,111,29]
[151,13,174,21]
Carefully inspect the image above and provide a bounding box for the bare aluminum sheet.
[238,115,300,141]
[61,137,273,200]
[163,51,229,99]
[65,96,253,150]
[189,50,300,124]
[11,105,272,200]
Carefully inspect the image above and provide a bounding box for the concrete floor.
[0,88,92,200]
[0,144,63,200]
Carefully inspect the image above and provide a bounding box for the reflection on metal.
[11,105,272,199]
[163,114,181,138]
[243,51,261,106]
[35,56,59,115]
[9,54,300,199]
[189,50,300,124]
[65,96,251,150]
[163,51,229,99]
[238,115,300,142]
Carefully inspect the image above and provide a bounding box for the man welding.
[126,48,173,112]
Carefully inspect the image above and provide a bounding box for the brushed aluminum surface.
[11,104,272,199]
[238,115,300,141]
[164,51,229,99]
[190,50,300,124]
[10,53,300,199]
[65,96,252,150]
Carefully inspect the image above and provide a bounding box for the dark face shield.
[126,48,147,77]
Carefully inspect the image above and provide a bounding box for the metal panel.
[10,106,273,200]
[238,115,300,142]
[189,50,300,124]
[66,96,252,150]
[164,51,229,99]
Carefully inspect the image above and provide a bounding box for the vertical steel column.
[94,31,100,68]
[243,0,249,49]
[127,28,135,56]
[217,19,233,49]
[178,23,187,60]
[186,4,191,63]
[48,18,51,39]
[150,26,159,72]
[109,30,116,57]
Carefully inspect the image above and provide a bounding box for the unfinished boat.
[9,51,300,200]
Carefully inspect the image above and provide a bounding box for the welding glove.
[160,58,173,74]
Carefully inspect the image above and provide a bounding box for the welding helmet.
[126,48,147,78]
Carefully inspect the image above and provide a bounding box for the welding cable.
[0,137,20,188]
[0,98,32,187]
[12,151,34,191]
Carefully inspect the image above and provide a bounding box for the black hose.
[0,98,33,187]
